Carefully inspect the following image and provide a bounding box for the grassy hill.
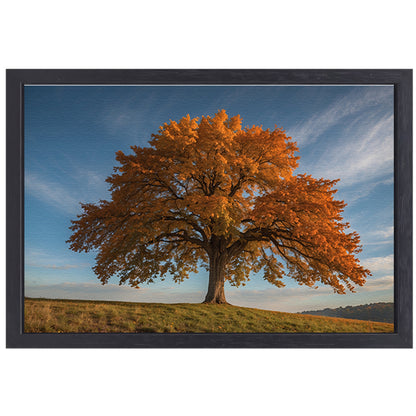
[301,302,394,323]
[24,298,394,333]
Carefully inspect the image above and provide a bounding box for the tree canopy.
[67,109,371,303]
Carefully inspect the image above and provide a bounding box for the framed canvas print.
[6,69,412,348]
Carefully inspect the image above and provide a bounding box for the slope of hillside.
[24,298,394,333]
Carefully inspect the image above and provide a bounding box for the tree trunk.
[203,252,227,304]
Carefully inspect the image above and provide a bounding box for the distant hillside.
[301,302,394,323]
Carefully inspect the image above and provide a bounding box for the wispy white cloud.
[27,263,80,270]
[76,168,107,189]
[364,241,393,246]
[100,92,165,144]
[102,107,147,139]
[26,167,110,216]
[26,262,91,270]
[355,275,393,292]
[289,87,394,204]
[370,226,394,239]
[301,113,393,188]
[288,87,392,146]
[362,254,394,273]
[25,173,82,215]
[69,166,110,203]
[25,248,91,271]
[360,225,394,248]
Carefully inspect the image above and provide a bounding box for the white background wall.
[0,1,414,415]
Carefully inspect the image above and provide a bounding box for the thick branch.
[163,213,209,244]
[228,172,246,197]
[150,229,207,249]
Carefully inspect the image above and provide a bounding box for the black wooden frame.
[6,69,413,348]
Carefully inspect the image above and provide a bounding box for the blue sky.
[24,85,394,312]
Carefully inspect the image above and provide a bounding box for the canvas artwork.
[24,85,394,334]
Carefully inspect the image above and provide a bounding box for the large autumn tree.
[68,110,370,304]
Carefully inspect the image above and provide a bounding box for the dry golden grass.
[24,298,394,333]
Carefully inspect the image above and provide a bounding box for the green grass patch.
[24,298,394,334]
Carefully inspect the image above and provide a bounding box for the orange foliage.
[67,110,370,296]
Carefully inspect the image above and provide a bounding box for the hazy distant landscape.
[301,302,394,323]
